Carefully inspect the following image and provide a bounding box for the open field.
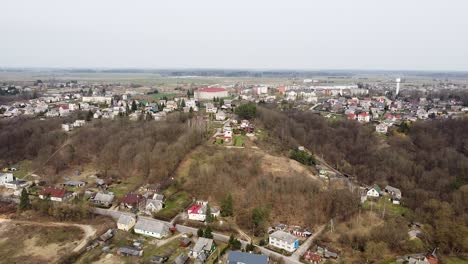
[0,220,85,263]
[155,189,192,221]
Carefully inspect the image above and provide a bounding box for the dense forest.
[256,106,468,255]
[0,113,206,183]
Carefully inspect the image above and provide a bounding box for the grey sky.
[1,0,467,70]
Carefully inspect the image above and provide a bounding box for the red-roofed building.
[346,113,357,120]
[357,112,370,123]
[194,87,228,100]
[39,187,71,202]
[59,104,70,116]
[303,250,321,264]
[187,204,207,221]
[121,193,146,209]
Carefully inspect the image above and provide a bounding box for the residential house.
[150,256,169,263]
[134,218,170,239]
[303,250,321,264]
[187,204,207,222]
[121,193,145,210]
[173,253,189,264]
[99,229,115,242]
[59,105,70,116]
[145,199,164,214]
[45,109,59,117]
[117,214,137,231]
[291,227,312,237]
[38,187,71,202]
[227,251,268,264]
[385,185,402,204]
[190,237,215,258]
[61,180,85,188]
[91,192,115,207]
[194,252,207,264]
[165,101,178,112]
[205,103,217,113]
[417,109,429,119]
[366,184,382,198]
[62,123,73,132]
[240,120,250,129]
[0,173,14,186]
[73,119,86,127]
[317,246,338,259]
[4,180,29,190]
[180,237,191,247]
[269,230,299,252]
[385,185,402,199]
[396,251,438,264]
[376,123,388,133]
[357,112,370,123]
[117,246,143,257]
[215,110,226,121]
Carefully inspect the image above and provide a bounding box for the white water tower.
[395,78,401,96]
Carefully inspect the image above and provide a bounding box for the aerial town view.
[0,1,467,264]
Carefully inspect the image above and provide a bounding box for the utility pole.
[382,201,386,219]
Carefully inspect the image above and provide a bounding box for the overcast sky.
[1,0,467,70]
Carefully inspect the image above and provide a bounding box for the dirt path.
[0,217,96,252]
[155,232,182,247]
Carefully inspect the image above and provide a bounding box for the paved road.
[291,225,325,260]
[94,208,326,264]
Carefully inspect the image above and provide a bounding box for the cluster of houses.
[396,250,439,264]
[266,223,312,253]
[363,184,402,204]
[339,96,467,134]
[61,119,86,131]
[302,246,339,263]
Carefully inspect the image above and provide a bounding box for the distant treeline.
[2,68,468,78]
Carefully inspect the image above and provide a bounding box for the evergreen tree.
[87,88,92,96]
[19,188,30,211]
[131,100,137,111]
[221,193,234,217]
[197,228,204,237]
[246,242,255,252]
[206,204,212,223]
[204,226,213,238]
[86,110,93,121]
[180,99,186,108]
[146,112,153,121]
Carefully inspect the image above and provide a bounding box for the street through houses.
[91,207,327,264]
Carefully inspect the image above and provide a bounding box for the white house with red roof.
[357,112,370,123]
[59,105,70,116]
[346,113,357,120]
[187,204,207,221]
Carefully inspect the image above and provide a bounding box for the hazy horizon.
[2,0,468,71]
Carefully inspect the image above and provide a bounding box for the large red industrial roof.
[197,87,226,92]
